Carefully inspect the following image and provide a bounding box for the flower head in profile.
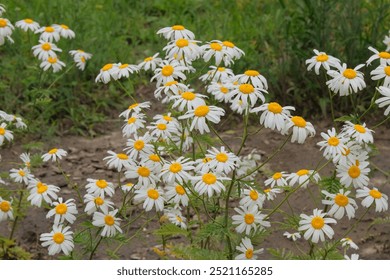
[42,148,67,162]
[27,179,60,207]
[366,46,390,65]
[40,225,74,255]
[251,102,295,132]
[165,208,187,229]
[40,56,66,73]
[375,86,390,116]
[53,24,75,39]
[164,184,189,207]
[119,101,151,119]
[201,40,233,66]
[69,49,92,71]
[0,122,14,145]
[298,208,337,243]
[235,237,264,260]
[138,53,162,71]
[286,169,320,189]
[284,116,316,144]
[103,150,133,172]
[341,121,374,145]
[199,66,235,83]
[157,25,195,40]
[179,105,225,134]
[264,172,288,188]
[0,17,14,45]
[370,64,390,87]
[95,63,117,84]
[341,237,359,250]
[15,18,40,32]
[306,49,340,75]
[92,209,122,237]
[0,197,13,222]
[222,40,244,61]
[326,63,366,96]
[35,25,60,42]
[283,231,301,241]
[356,187,388,212]
[235,69,268,90]
[85,178,115,197]
[112,63,139,79]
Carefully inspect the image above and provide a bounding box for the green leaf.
[170,245,228,260]
[154,223,189,238]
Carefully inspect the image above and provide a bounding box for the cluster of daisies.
[0,4,91,72]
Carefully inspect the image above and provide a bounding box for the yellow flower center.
[244,70,260,76]
[249,189,259,200]
[102,63,113,71]
[48,148,58,154]
[244,213,255,224]
[41,43,52,51]
[268,102,283,114]
[0,19,7,27]
[334,194,349,207]
[96,179,108,189]
[165,80,178,86]
[203,157,212,163]
[104,215,115,226]
[161,65,174,76]
[210,42,222,51]
[24,19,34,24]
[55,203,67,215]
[149,154,160,162]
[245,248,254,259]
[138,166,151,177]
[291,116,307,127]
[354,124,366,133]
[343,68,357,79]
[175,185,186,195]
[127,117,136,124]
[134,140,145,151]
[384,66,390,76]
[316,54,329,62]
[45,26,55,33]
[48,57,57,64]
[296,169,309,176]
[348,165,361,178]
[157,123,167,131]
[220,86,229,93]
[144,56,153,62]
[117,153,128,160]
[272,172,283,180]
[369,189,382,199]
[128,103,139,109]
[311,216,324,229]
[202,173,217,185]
[176,215,183,222]
[169,162,182,173]
[94,197,104,206]
[172,25,185,30]
[342,148,351,156]
[239,83,254,94]
[216,153,228,162]
[264,188,271,193]
[222,41,235,48]
[80,56,86,63]
[0,201,10,212]
[379,51,390,59]
[0,127,5,135]
[119,63,129,69]
[327,136,340,146]
[217,67,225,72]
[147,189,159,200]
[60,24,69,29]
[18,170,26,177]
[176,38,189,48]
[194,105,210,117]
[37,182,48,194]
[181,91,196,100]
[53,232,65,244]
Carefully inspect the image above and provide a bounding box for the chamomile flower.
[0,17,14,43]
[27,179,60,207]
[356,187,388,212]
[83,193,114,215]
[286,169,321,188]
[326,63,366,96]
[153,113,181,131]
[341,237,359,250]
[164,184,189,207]
[122,113,147,137]
[157,25,195,40]
[125,133,155,159]
[0,122,13,145]
[235,237,264,260]
[141,153,164,173]
[160,157,194,184]
[370,65,390,87]
[0,4,5,16]
[283,232,301,241]
[251,102,295,132]
[52,24,75,39]
[103,150,133,172]
[46,198,78,225]
[170,90,206,112]
[199,66,235,83]
[92,209,122,237]
[95,63,117,84]
[336,160,370,189]
[33,41,63,60]
[298,209,337,243]
[305,49,341,75]
[42,148,67,162]
[179,105,225,134]
[147,121,180,139]
[119,101,151,119]
[194,157,213,173]
[166,208,187,229]
[321,189,358,220]
[207,81,234,103]
[0,197,13,222]
[383,32,390,51]
[15,18,40,32]
[151,60,188,87]
[163,37,202,61]
[341,121,374,144]
[344,254,360,260]
[69,49,92,60]
[20,153,31,169]
[202,40,232,66]
[138,53,162,71]
[376,86,390,115]
[284,116,316,144]
[230,83,267,108]
[9,168,33,185]
[40,56,66,73]
[206,146,239,174]
[35,25,60,42]
[125,162,160,188]
[121,182,137,193]
[235,70,268,90]
[40,225,74,255]
[85,178,115,197]
[232,205,270,235]
[317,128,348,162]
[112,63,139,79]
[264,172,288,188]
[337,141,364,166]
[239,188,266,209]
[192,172,229,197]
[134,187,165,212]
[366,46,390,65]
[222,40,245,60]
[154,80,188,102]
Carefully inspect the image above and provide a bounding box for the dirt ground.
[1,86,389,260]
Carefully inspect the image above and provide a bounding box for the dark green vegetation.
[1,0,389,136]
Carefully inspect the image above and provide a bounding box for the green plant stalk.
[56,160,83,203]
[372,115,390,129]
[89,235,103,260]
[210,125,233,153]
[359,84,380,121]
[324,73,336,125]
[9,189,25,241]
[117,80,137,103]
[47,63,76,90]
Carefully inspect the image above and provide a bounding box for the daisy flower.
[199,66,235,83]
[356,187,388,212]
[239,188,266,209]
[341,237,359,250]
[163,37,202,61]
[230,83,267,108]
[83,193,115,215]
[370,65,390,87]
[53,24,75,39]
[134,187,165,212]
[0,17,14,44]
[251,102,295,132]
[179,105,225,134]
[85,178,115,197]
[235,70,268,90]
[344,254,360,260]
[232,205,270,235]
[125,133,155,159]
[28,41,54,61]
[166,208,187,229]
[222,40,244,60]
[194,156,213,173]
[298,208,337,243]
[141,153,164,173]
[125,162,160,188]
[305,49,341,75]
[341,121,374,144]
[153,113,180,131]
[284,116,316,144]
[40,225,74,255]
[0,4,5,16]
[326,63,366,96]
[283,232,301,241]
[138,53,162,71]
[15,18,40,32]
[119,102,151,119]
[336,160,370,189]
[205,146,239,174]
[157,25,195,40]
[286,169,321,188]
[103,150,133,172]
[317,127,348,162]
[112,63,139,79]
[0,122,13,145]
[383,32,390,51]
[20,152,31,169]
[193,172,229,197]
[160,157,194,184]
[92,209,122,237]
[170,90,206,112]
[42,148,67,162]
[366,46,390,65]
[235,237,264,260]
[375,86,390,115]
[321,189,358,219]
[154,80,188,102]
[121,182,137,193]
[207,81,234,103]
[9,168,33,185]
[95,63,117,84]
[0,197,13,222]
[164,184,189,207]
[201,40,232,66]
[69,49,92,60]
[151,60,188,87]
[264,172,289,188]
[122,113,147,137]
[40,56,66,73]
[27,179,60,207]
[35,25,60,42]
[337,141,365,166]
[46,198,78,225]
[263,187,283,201]
[147,121,180,139]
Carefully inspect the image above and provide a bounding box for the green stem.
[372,115,390,129]
[89,235,103,260]
[56,160,83,203]
[117,80,137,103]
[359,85,380,121]
[210,125,233,153]
[47,63,75,90]
[9,189,25,241]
